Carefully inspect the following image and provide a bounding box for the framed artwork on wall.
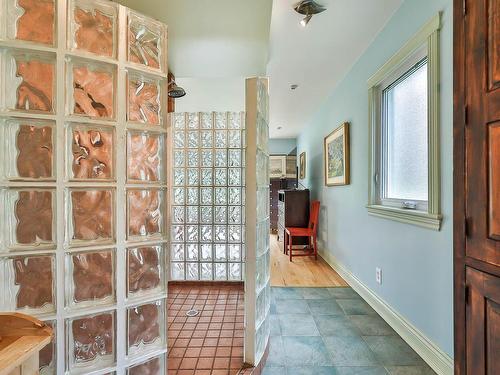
[269,155,286,178]
[299,152,306,179]
[324,122,350,186]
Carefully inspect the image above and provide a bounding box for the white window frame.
[367,13,442,231]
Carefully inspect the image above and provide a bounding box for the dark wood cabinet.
[454,0,500,373]
[270,178,297,232]
[277,189,309,248]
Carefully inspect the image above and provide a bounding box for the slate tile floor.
[263,287,437,375]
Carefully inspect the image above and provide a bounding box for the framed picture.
[269,155,286,178]
[299,152,306,179]
[324,122,350,186]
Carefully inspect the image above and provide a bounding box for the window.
[367,14,442,230]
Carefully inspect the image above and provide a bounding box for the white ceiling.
[267,0,402,138]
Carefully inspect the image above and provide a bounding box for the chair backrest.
[309,200,320,234]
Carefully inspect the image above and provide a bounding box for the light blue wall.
[269,138,297,155]
[296,0,453,357]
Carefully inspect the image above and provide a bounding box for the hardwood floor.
[270,234,348,287]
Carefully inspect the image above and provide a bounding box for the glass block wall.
[0,1,168,374]
[244,77,271,365]
[170,112,246,281]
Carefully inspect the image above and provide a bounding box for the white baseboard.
[319,249,454,375]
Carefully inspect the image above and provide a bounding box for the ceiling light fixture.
[290,84,299,90]
[277,126,283,130]
[294,0,326,27]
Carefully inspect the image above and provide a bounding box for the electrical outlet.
[376,267,382,284]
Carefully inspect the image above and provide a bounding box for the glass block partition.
[244,77,270,365]
[170,112,246,281]
[0,1,168,374]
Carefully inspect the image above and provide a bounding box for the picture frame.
[299,152,306,179]
[269,155,286,178]
[324,122,350,186]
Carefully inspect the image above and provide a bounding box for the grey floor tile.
[323,336,378,366]
[349,315,395,336]
[300,288,334,299]
[266,336,286,367]
[328,287,361,299]
[337,299,377,315]
[270,314,282,336]
[363,336,425,366]
[334,367,389,375]
[282,336,334,366]
[273,287,304,299]
[308,299,345,316]
[314,315,361,336]
[279,314,320,336]
[286,366,338,375]
[385,366,436,375]
[275,299,310,314]
[262,366,287,375]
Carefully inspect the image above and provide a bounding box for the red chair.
[284,200,320,262]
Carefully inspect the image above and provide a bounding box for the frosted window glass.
[384,61,428,202]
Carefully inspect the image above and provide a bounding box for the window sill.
[367,204,442,231]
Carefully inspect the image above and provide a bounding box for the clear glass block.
[171,225,185,242]
[200,263,212,280]
[4,50,56,113]
[228,206,241,224]
[187,168,199,186]
[257,113,269,153]
[228,130,241,148]
[200,244,212,260]
[6,0,56,45]
[200,130,213,148]
[186,262,199,280]
[256,251,270,292]
[201,150,213,167]
[173,113,185,129]
[214,263,227,280]
[128,11,163,70]
[171,243,184,261]
[214,225,227,243]
[256,285,270,328]
[200,112,212,129]
[214,206,227,224]
[173,131,185,148]
[127,245,164,298]
[127,189,164,239]
[40,320,56,375]
[170,262,184,280]
[256,150,269,187]
[174,150,185,168]
[229,168,241,186]
[200,187,212,204]
[186,225,198,242]
[68,189,113,246]
[200,206,212,224]
[173,187,184,205]
[173,169,185,186]
[228,187,241,205]
[229,244,241,261]
[215,244,226,261]
[66,249,115,309]
[255,314,270,364]
[213,149,226,167]
[214,187,227,205]
[69,0,117,58]
[187,150,199,167]
[214,130,227,148]
[1,118,55,181]
[69,123,114,180]
[68,57,115,119]
[172,206,184,223]
[127,300,165,356]
[187,131,199,148]
[66,311,115,372]
[229,263,241,280]
[187,112,199,129]
[228,149,241,167]
[214,112,227,129]
[127,72,162,126]
[257,187,269,221]
[186,244,198,260]
[186,206,198,223]
[5,189,55,249]
[200,225,212,242]
[228,225,241,243]
[2,253,55,314]
[214,168,227,186]
[127,355,165,375]
[199,168,211,187]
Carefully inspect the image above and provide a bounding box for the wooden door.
[455,0,500,374]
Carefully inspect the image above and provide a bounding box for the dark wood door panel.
[490,123,500,240]
[488,0,500,91]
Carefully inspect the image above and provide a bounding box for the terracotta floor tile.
[180,357,198,370]
[200,347,217,357]
[177,370,196,375]
[194,370,212,375]
[170,347,186,358]
[168,357,182,370]
[215,347,231,357]
[212,357,230,369]
[188,338,204,347]
[196,357,214,369]
[185,347,202,357]
[217,338,232,346]
[174,338,190,347]
[204,337,219,346]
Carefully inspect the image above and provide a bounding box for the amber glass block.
[127,300,163,355]
[127,246,164,297]
[68,311,115,370]
[7,51,55,113]
[127,356,163,375]
[69,59,115,119]
[69,124,114,180]
[67,249,115,308]
[127,12,162,70]
[127,131,164,183]
[127,189,164,239]
[127,72,161,125]
[69,189,114,244]
[70,0,117,58]
[7,0,56,45]
[40,320,56,374]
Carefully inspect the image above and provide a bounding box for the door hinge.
[465,285,470,305]
[464,217,470,237]
[464,105,468,126]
